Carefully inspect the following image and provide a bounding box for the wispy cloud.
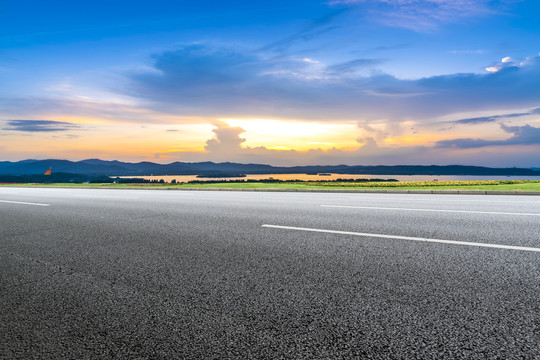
[448,116,498,125]
[436,124,540,148]
[446,108,540,125]
[3,120,80,132]
[258,10,346,53]
[448,49,486,55]
[0,97,205,125]
[326,58,383,75]
[329,0,496,31]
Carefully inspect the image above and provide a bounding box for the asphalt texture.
[1,187,540,359]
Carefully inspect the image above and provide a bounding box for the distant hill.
[0,159,539,176]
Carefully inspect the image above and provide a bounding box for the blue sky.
[1,0,540,166]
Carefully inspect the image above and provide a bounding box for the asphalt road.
[1,187,540,359]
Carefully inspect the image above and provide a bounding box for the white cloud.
[204,121,246,154]
[303,57,319,63]
[485,56,519,73]
[448,49,485,54]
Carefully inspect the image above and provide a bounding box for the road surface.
[1,187,539,359]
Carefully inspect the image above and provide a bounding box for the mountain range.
[1,159,539,176]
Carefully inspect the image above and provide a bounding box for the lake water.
[117,173,540,182]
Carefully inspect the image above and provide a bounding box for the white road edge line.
[321,204,540,216]
[262,224,540,253]
[348,197,540,205]
[74,195,139,199]
[0,200,50,207]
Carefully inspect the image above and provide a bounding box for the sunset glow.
[221,119,360,150]
[1,1,540,167]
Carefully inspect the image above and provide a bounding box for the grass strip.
[1,180,540,192]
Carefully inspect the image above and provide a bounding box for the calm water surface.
[117,173,540,182]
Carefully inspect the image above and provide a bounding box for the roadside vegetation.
[2,180,540,192]
[310,180,540,189]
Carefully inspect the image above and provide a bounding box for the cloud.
[258,10,346,53]
[326,58,383,75]
[130,45,262,104]
[2,120,80,132]
[127,45,540,125]
[163,122,540,167]
[204,122,246,154]
[369,43,411,52]
[486,55,540,73]
[485,56,519,72]
[0,97,207,125]
[447,107,540,125]
[356,136,378,148]
[128,44,347,117]
[145,44,257,87]
[448,49,486,55]
[436,124,540,148]
[171,122,427,166]
[449,116,498,125]
[328,0,495,31]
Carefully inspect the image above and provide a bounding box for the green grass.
[2,180,540,192]
[0,182,307,190]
